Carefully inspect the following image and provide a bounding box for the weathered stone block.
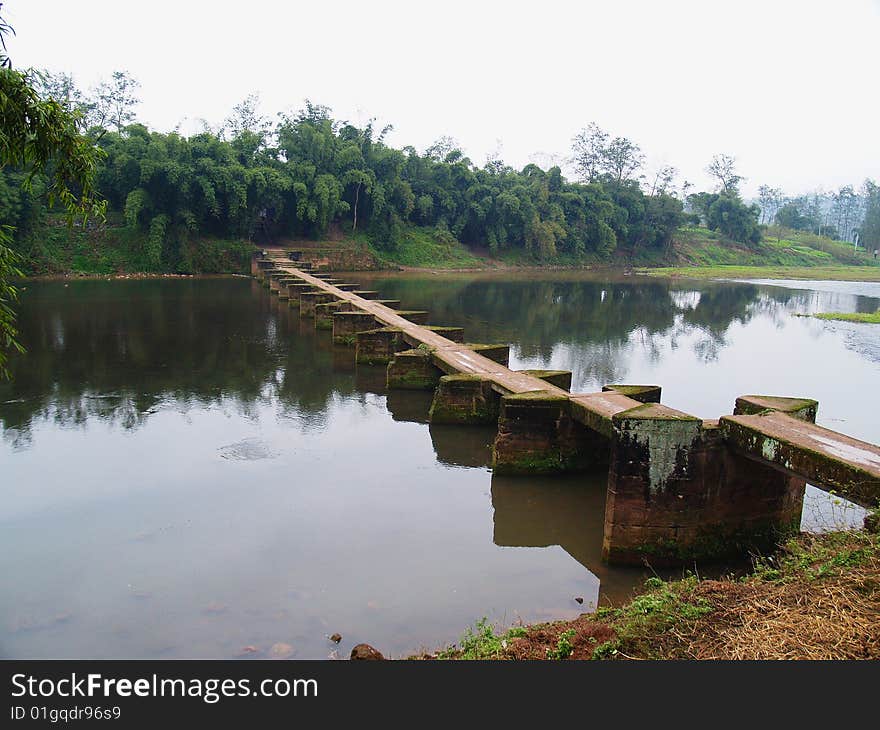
[374,299,401,310]
[602,406,806,566]
[492,390,600,475]
[462,343,509,367]
[602,384,662,403]
[733,394,818,422]
[356,328,403,365]
[519,369,572,391]
[332,311,379,345]
[386,349,444,390]
[422,326,465,343]
[287,282,318,307]
[300,291,336,318]
[395,310,430,325]
[315,301,343,330]
[352,290,380,299]
[429,374,499,425]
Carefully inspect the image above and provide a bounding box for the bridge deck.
[721,411,880,506]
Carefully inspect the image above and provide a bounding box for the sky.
[5,0,879,198]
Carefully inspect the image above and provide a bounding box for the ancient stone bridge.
[254,252,880,566]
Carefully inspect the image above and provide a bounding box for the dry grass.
[425,528,880,661]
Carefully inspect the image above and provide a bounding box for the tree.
[571,122,644,184]
[706,154,743,195]
[571,122,608,182]
[649,166,677,197]
[0,5,104,377]
[860,179,880,251]
[757,184,784,224]
[688,192,761,246]
[223,92,269,140]
[86,70,140,133]
[603,135,644,184]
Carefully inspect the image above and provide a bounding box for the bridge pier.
[287,283,316,305]
[333,311,379,345]
[518,369,572,391]
[356,327,403,365]
[602,402,807,566]
[315,301,343,330]
[422,326,465,343]
[465,344,510,367]
[429,374,499,425]
[300,291,336,318]
[395,310,430,325]
[492,391,599,475]
[387,349,444,390]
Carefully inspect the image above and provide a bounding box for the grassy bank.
[421,524,880,660]
[636,265,880,282]
[13,216,254,276]
[366,226,484,269]
[814,311,880,324]
[12,216,880,279]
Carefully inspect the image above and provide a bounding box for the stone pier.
[492,391,600,475]
[395,310,430,325]
[422,326,465,343]
[300,291,336,318]
[315,301,343,330]
[356,327,403,365]
[518,369,572,391]
[465,344,510,366]
[287,283,317,305]
[601,401,809,565]
[429,374,499,425]
[333,311,380,345]
[387,349,444,390]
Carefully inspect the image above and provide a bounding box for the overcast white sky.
[6,0,879,197]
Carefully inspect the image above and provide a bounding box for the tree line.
[1,70,694,269]
[3,66,879,278]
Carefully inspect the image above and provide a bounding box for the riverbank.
[636,265,880,282]
[419,522,880,660]
[11,217,879,280]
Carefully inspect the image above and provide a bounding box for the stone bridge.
[254,252,880,566]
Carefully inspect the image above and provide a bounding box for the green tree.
[860,179,880,251]
[0,4,104,377]
[706,154,743,195]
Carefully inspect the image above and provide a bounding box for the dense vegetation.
[2,64,879,279]
[2,96,689,272]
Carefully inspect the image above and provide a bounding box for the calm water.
[1,273,877,659]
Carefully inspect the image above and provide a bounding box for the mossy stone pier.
[429,374,499,425]
[253,252,880,567]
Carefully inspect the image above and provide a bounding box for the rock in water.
[350,643,384,661]
[330,633,342,643]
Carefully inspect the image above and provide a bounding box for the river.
[1,273,877,658]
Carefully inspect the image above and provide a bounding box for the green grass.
[664,225,878,270]
[369,226,483,269]
[813,311,880,324]
[14,218,252,276]
[637,265,880,282]
[434,618,529,660]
